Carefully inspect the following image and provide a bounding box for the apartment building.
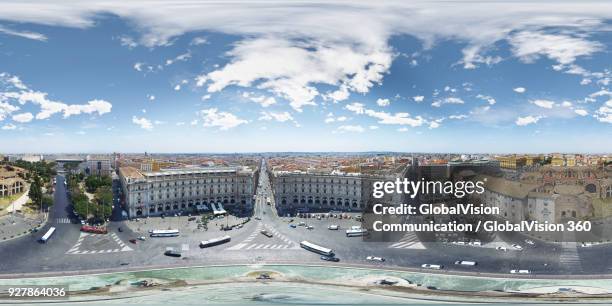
[119,166,255,217]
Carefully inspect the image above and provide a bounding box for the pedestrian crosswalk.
[55,217,71,224]
[560,242,582,270]
[66,232,133,255]
[388,231,426,250]
[229,243,295,250]
[226,222,299,250]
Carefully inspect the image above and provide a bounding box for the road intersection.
[0,171,611,279]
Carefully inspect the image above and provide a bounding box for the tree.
[28,175,43,206]
[42,195,54,208]
[94,185,113,220]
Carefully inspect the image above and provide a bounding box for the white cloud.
[147,94,155,101]
[449,114,468,120]
[259,111,294,123]
[190,36,207,46]
[594,104,612,123]
[201,94,212,101]
[376,98,390,107]
[345,102,365,114]
[176,122,186,126]
[412,95,424,102]
[513,87,526,93]
[364,109,425,127]
[531,99,555,109]
[369,125,379,130]
[574,109,588,116]
[243,92,276,107]
[0,102,20,121]
[397,127,409,132]
[133,62,144,72]
[165,52,191,66]
[119,35,137,49]
[132,116,153,130]
[174,84,181,91]
[1,73,112,120]
[336,125,364,133]
[432,97,464,107]
[12,112,33,123]
[199,108,247,130]
[509,31,603,66]
[345,102,426,127]
[428,119,442,129]
[561,101,572,108]
[515,115,543,126]
[0,25,47,41]
[1,123,17,130]
[190,119,198,126]
[476,94,496,105]
[76,130,86,135]
[198,37,392,112]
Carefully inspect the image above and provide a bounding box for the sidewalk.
[0,212,46,242]
[6,188,30,213]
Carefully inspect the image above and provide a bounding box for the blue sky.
[0,1,611,153]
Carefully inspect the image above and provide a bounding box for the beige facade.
[0,166,26,197]
[271,171,372,212]
[119,166,255,217]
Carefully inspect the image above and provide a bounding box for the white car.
[496,246,508,252]
[510,269,530,274]
[328,225,339,230]
[366,256,385,262]
[511,244,524,251]
[468,240,482,247]
[454,260,477,266]
[524,239,535,246]
[421,264,443,270]
[306,225,314,230]
[137,236,146,241]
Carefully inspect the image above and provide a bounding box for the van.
[421,264,443,270]
[454,260,477,266]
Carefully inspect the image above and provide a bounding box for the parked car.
[366,256,385,262]
[510,269,530,274]
[137,236,146,241]
[320,255,340,262]
[524,239,535,246]
[260,230,273,238]
[511,244,523,251]
[164,250,182,257]
[496,246,508,252]
[289,224,297,228]
[421,264,443,270]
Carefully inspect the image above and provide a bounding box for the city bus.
[149,229,180,237]
[300,240,334,256]
[345,228,369,237]
[40,227,56,243]
[199,235,231,248]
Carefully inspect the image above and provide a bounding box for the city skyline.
[0,1,611,153]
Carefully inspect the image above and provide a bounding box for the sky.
[0,0,611,154]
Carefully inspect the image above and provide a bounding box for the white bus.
[346,228,368,237]
[300,240,334,256]
[149,229,180,237]
[200,235,231,248]
[40,227,56,243]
